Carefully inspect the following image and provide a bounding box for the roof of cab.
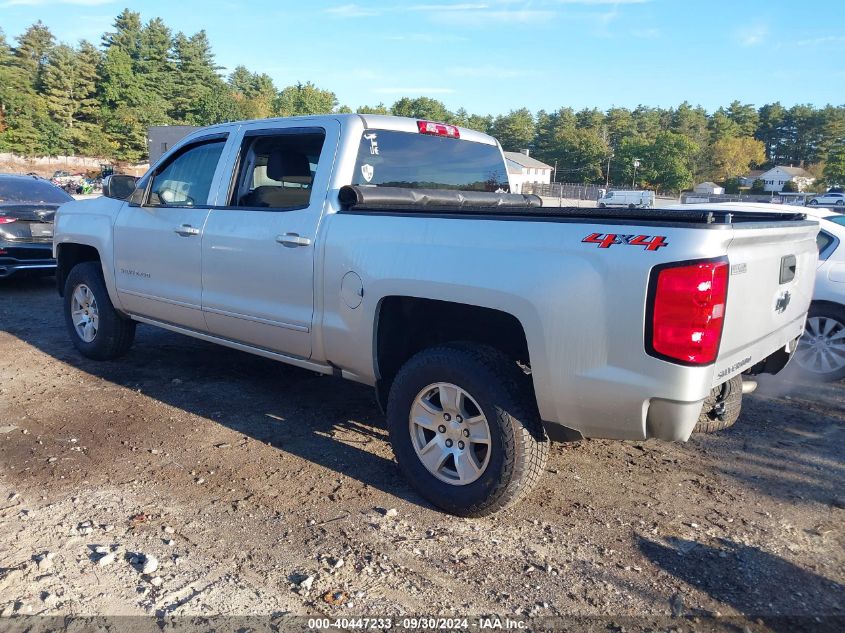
[194,114,499,147]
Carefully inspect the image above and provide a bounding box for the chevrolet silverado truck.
[53,115,819,516]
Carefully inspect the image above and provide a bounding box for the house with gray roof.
[757,165,815,192]
[504,151,553,194]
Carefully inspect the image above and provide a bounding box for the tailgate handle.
[780,255,796,284]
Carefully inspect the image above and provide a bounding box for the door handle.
[174,224,200,237]
[276,233,312,248]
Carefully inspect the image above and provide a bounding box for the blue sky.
[2,0,844,115]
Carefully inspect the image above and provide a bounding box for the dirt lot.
[0,277,843,629]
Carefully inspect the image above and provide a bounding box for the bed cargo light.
[649,259,728,365]
[417,120,460,138]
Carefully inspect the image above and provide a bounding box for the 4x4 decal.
[582,233,668,251]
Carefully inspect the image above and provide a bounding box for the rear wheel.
[794,303,845,382]
[598,203,606,208]
[386,344,548,517]
[694,375,743,433]
[836,200,844,207]
[808,199,818,206]
[64,261,135,360]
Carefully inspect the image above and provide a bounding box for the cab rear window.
[352,130,509,192]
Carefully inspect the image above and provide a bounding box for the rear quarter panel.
[319,213,741,440]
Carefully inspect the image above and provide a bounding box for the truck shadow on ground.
[637,536,845,630]
[0,277,425,508]
[689,385,845,508]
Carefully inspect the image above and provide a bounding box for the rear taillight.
[0,218,17,224]
[417,120,460,138]
[648,259,728,366]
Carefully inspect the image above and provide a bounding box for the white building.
[504,151,553,194]
[757,166,815,192]
[739,169,764,187]
[693,181,724,195]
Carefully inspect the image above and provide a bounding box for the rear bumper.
[0,242,56,278]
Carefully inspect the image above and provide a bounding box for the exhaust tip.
[741,379,758,395]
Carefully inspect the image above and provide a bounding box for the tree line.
[1,9,844,191]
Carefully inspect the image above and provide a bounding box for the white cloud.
[555,0,649,4]
[324,3,381,17]
[407,3,490,9]
[736,23,769,47]
[1,0,114,6]
[794,34,845,47]
[324,0,650,21]
[374,87,456,94]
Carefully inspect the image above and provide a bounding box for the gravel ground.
[0,276,843,629]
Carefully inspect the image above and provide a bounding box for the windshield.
[0,177,73,205]
[352,130,509,192]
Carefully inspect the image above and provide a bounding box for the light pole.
[605,152,614,188]
[632,158,641,189]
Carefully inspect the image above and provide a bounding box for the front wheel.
[808,199,818,206]
[836,200,844,207]
[386,344,548,517]
[64,261,136,360]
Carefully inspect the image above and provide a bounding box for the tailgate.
[714,221,818,385]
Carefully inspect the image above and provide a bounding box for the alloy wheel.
[70,284,99,343]
[796,315,845,375]
[408,382,492,486]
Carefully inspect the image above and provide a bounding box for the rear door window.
[229,129,326,210]
[352,130,509,192]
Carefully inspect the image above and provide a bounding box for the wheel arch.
[56,242,101,297]
[373,296,532,411]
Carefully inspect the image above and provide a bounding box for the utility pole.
[632,158,641,189]
[605,152,613,188]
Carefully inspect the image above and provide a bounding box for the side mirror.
[102,174,138,201]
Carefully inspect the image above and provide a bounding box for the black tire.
[694,375,743,433]
[792,302,845,382]
[808,199,818,206]
[386,344,548,517]
[836,200,844,207]
[598,203,606,208]
[64,261,135,360]
[628,204,636,209]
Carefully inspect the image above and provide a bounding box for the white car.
[808,192,845,207]
[800,206,845,380]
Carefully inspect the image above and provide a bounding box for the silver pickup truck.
[54,115,818,516]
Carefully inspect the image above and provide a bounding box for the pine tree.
[14,21,55,90]
[136,17,173,123]
[0,27,45,154]
[102,9,142,58]
[172,31,225,122]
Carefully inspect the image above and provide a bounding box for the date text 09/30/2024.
[307,617,528,630]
